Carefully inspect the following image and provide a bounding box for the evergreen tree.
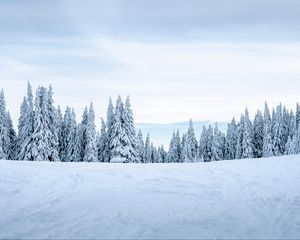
[180,133,188,162]
[0,90,9,159]
[97,118,110,162]
[186,119,198,162]
[212,123,224,160]
[46,86,60,161]
[253,110,264,158]
[242,108,254,159]
[31,87,54,161]
[137,130,145,162]
[18,82,35,160]
[263,102,274,157]
[235,114,244,159]
[273,104,284,156]
[66,109,79,162]
[80,106,89,160]
[144,133,151,163]
[106,98,114,161]
[158,145,167,163]
[225,118,237,160]
[6,112,16,160]
[83,103,97,162]
[199,125,213,162]
[122,96,139,162]
[110,96,125,159]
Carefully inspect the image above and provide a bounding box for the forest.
[0,82,299,163]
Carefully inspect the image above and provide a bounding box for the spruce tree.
[263,102,274,157]
[242,108,254,159]
[225,118,237,160]
[212,123,224,161]
[137,130,145,162]
[122,96,139,162]
[83,103,98,162]
[253,110,264,158]
[144,133,151,163]
[186,119,198,162]
[97,118,110,162]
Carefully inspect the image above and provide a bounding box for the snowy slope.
[0,156,300,239]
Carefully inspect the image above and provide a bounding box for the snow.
[0,156,300,239]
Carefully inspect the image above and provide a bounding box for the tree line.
[0,82,299,162]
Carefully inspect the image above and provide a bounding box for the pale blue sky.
[1,0,300,126]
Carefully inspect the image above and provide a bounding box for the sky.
[1,0,300,128]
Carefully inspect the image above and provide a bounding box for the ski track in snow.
[0,155,300,239]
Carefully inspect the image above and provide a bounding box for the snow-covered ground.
[0,156,300,239]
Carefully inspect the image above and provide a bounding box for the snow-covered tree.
[263,102,274,157]
[144,133,151,163]
[212,123,224,161]
[167,130,181,163]
[31,87,56,161]
[110,96,125,159]
[186,119,198,162]
[241,108,254,159]
[253,110,264,158]
[0,90,10,159]
[6,112,16,160]
[83,103,97,162]
[17,82,35,160]
[235,114,245,159]
[199,125,213,162]
[137,130,145,162]
[272,104,284,156]
[180,133,188,162]
[97,118,110,162]
[45,86,60,161]
[106,98,114,160]
[65,109,80,162]
[122,96,139,162]
[225,118,237,160]
[158,145,167,163]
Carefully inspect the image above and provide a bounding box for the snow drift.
[0,155,300,239]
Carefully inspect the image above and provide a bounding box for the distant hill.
[136,120,228,148]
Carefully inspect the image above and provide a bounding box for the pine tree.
[180,133,188,162]
[273,104,284,156]
[83,103,97,162]
[80,106,89,160]
[61,107,73,161]
[65,109,79,162]
[225,118,237,160]
[263,102,273,157]
[236,114,244,159]
[167,130,181,163]
[137,130,145,162]
[17,82,35,160]
[6,112,17,160]
[186,119,198,162]
[253,110,264,158]
[158,145,167,163]
[110,96,125,159]
[0,90,9,159]
[106,98,114,161]
[122,96,139,162]
[212,123,224,161]
[242,108,254,159]
[97,118,110,162]
[46,86,60,161]
[144,133,151,163]
[296,102,300,128]
[31,87,54,161]
[56,105,64,160]
[199,125,213,162]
